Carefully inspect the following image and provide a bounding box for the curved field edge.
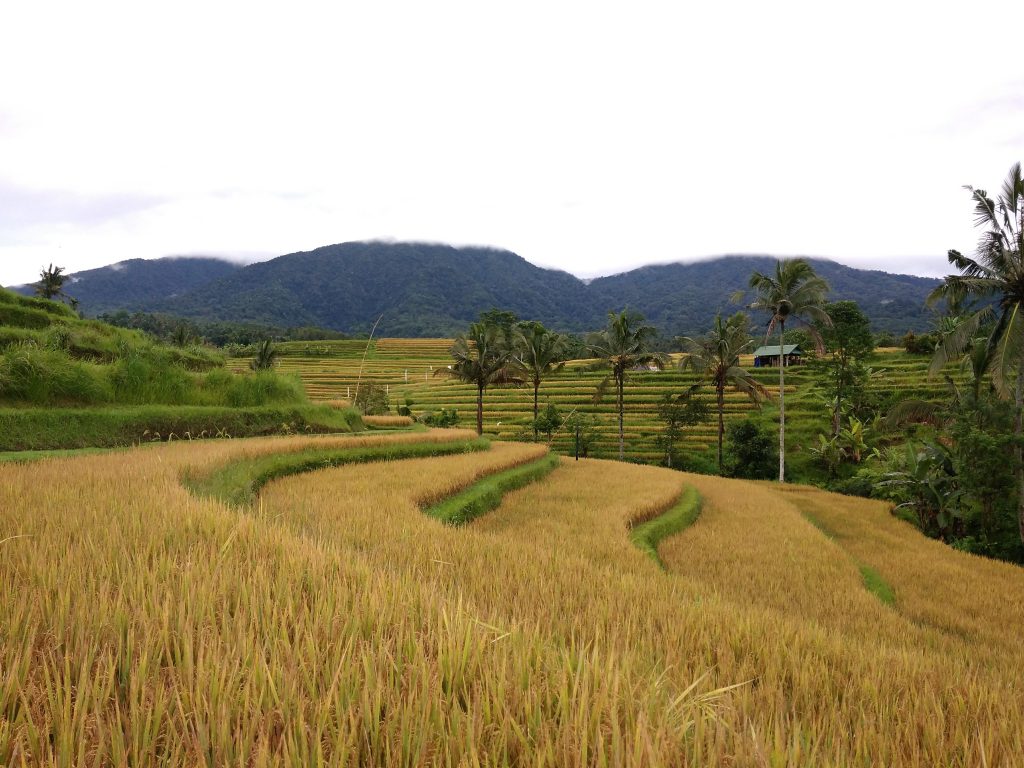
[184,436,490,507]
[424,453,560,525]
[797,501,898,607]
[629,486,702,568]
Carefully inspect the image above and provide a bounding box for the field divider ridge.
[793,498,898,607]
[628,485,703,569]
[183,436,491,508]
[423,452,561,525]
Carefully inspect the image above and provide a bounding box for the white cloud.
[1,0,1022,287]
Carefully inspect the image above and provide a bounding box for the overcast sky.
[1,1,1022,288]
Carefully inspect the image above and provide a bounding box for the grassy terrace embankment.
[231,339,956,465]
[0,288,365,450]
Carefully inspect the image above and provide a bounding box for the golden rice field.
[2,429,1023,765]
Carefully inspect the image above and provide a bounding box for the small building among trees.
[752,344,803,367]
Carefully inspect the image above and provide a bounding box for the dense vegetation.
[97,309,351,348]
[9,243,941,337]
[11,256,242,315]
[0,287,362,447]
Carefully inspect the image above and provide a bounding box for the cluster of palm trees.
[440,319,568,439]
[445,257,834,479]
[928,161,1024,542]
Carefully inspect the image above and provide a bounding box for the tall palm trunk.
[832,354,844,437]
[476,383,484,436]
[617,369,625,460]
[717,381,725,472]
[778,321,786,483]
[533,379,540,442]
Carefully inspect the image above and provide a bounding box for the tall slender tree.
[514,321,568,441]
[678,313,769,471]
[34,264,68,301]
[927,161,1024,543]
[588,310,667,460]
[438,319,518,435]
[743,259,830,482]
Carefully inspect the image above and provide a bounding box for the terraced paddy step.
[3,441,1024,764]
[229,343,963,462]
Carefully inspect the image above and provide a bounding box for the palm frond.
[927,309,986,377]
[989,301,1024,398]
[886,399,943,428]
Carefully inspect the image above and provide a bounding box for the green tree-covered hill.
[8,243,942,337]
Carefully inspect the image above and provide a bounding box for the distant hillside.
[589,256,942,338]
[7,244,943,337]
[9,256,241,316]
[151,242,596,337]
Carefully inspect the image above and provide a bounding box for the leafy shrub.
[353,382,390,415]
[678,451,719,475]
[874,331,897,347]
[219,371,307,408]
[725,419,778,479]
[420,408,461,428]
[902,331,937,354]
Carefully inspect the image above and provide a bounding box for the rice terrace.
[3,7,1024,764]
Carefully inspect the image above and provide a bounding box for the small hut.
[752,344,803,367]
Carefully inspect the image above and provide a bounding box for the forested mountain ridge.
[7,242,942,337]
[589,256,941,339]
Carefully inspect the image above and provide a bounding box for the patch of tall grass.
[425,452,560,524]
[0,345,301,407]
[0,404,364,450]
[629,485,702,567]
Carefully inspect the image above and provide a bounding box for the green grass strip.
[858,564,897,606]
[630,486,702,569]
[425,453,561,526]
[0,446,138,464]
[0,404,364,451]
[799,510,898,607]
[185,437,491,507]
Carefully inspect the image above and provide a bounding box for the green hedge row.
[0,404,363,451]
[187,436,490,507]
[629,486,702,568]
[425,453,561,525]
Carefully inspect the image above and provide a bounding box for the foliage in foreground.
[3,436,1020,764]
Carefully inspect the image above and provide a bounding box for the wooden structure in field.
[752,344,803,367]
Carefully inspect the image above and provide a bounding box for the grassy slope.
[2,437,1022,764]
[0,288,366,449]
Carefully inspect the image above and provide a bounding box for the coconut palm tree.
[678,313,769,472]
[514,321,568,441]
[34,264,68,300]
[927,160,1024,542]
[588,310,667,460]
[250,339,278,371]
[438,320,518,435]
[743,259,831,482]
